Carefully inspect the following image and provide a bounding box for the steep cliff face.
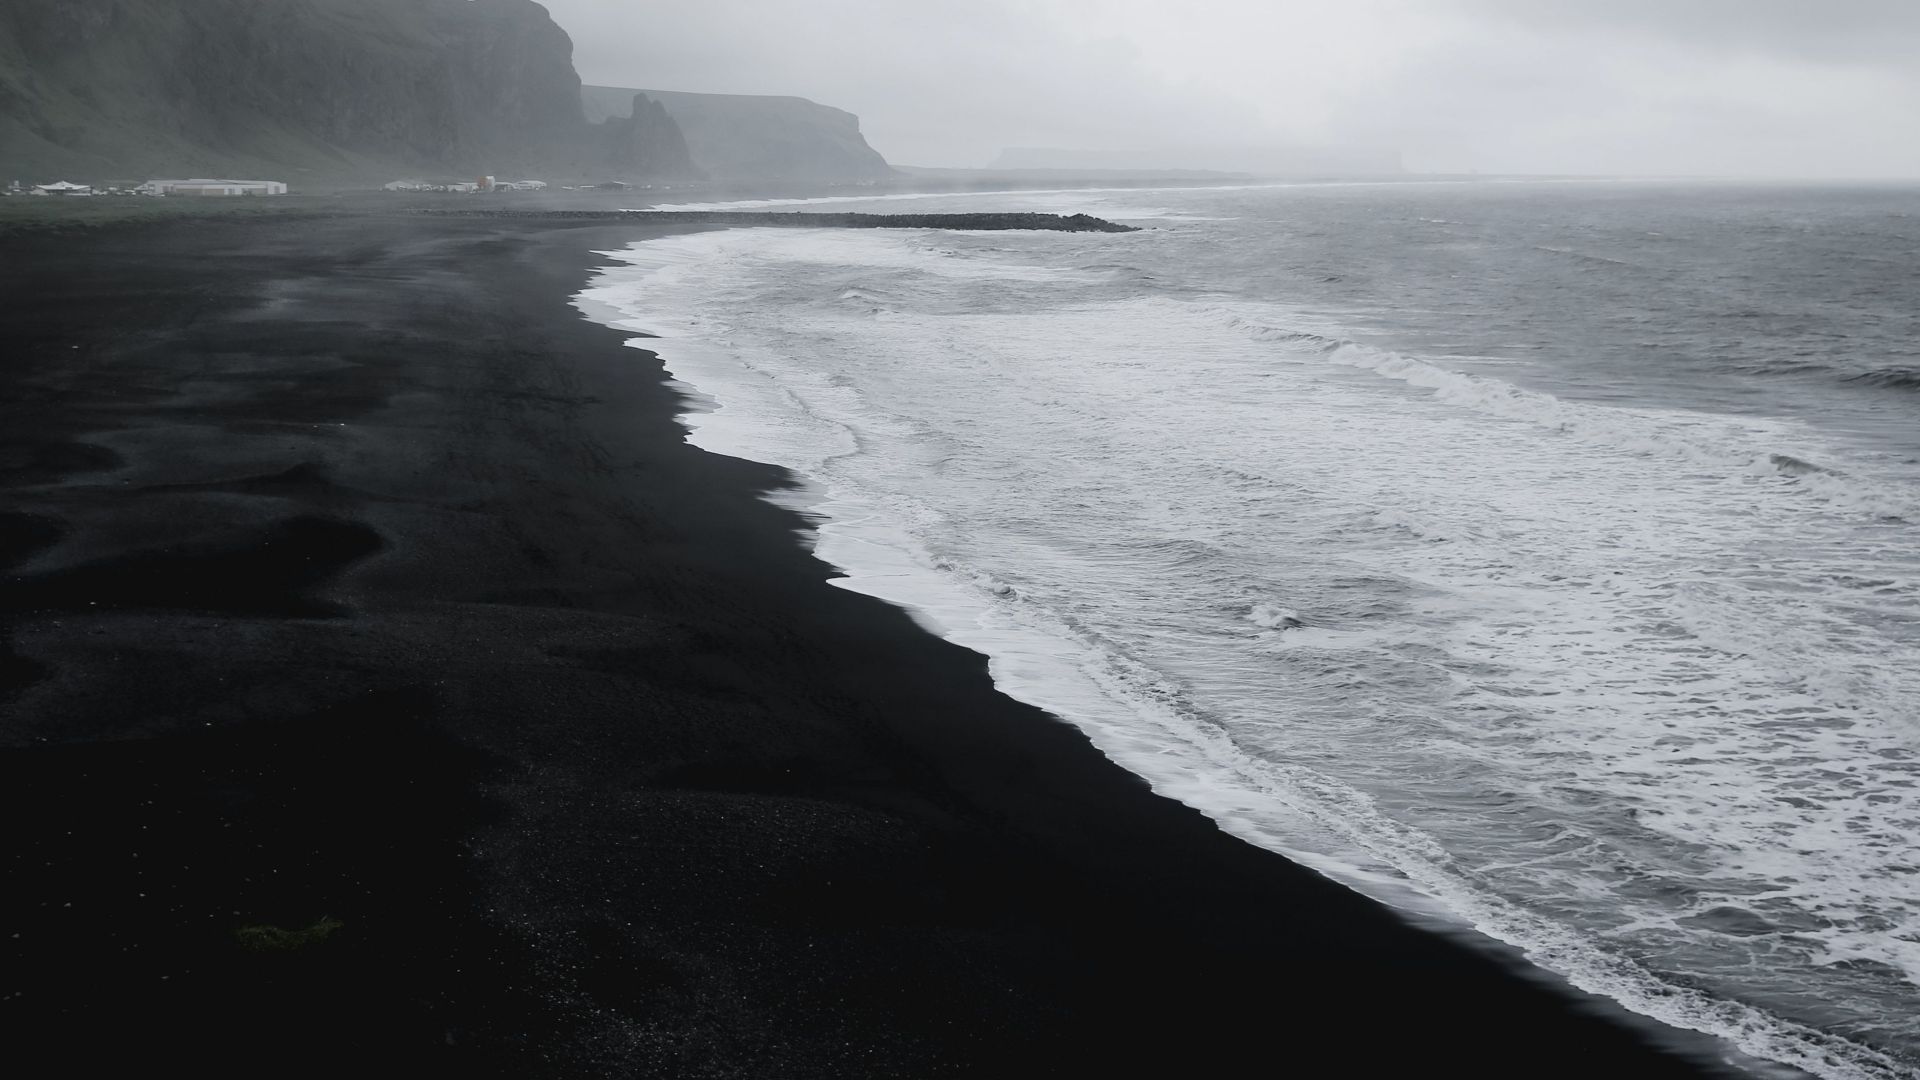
[0,0,696,182]
[583,86,894,184]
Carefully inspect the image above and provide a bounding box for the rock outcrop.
[582,86,894,184]
[593,93,695,179]
[0,0,697,182]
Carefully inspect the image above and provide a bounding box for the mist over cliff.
[583,86,895,184]
[0,0,696,182]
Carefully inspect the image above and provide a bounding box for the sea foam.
[575,213,1920,1080]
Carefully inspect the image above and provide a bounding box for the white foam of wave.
[1247,603,1304,629]
[1209,309,1919,522]
[575,226,1920,1080]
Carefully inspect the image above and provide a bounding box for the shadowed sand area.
[0,210,1745,1077]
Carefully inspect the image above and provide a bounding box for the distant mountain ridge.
[0,0,696,182]
[583,86,895,184]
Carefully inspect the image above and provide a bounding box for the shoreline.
[576,228,1820,1077]
[2,210,1751,1076]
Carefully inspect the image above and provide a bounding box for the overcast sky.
[540,0,1920,177]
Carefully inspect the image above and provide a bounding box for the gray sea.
[579,180,1920,1079]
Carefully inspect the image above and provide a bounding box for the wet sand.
[1,210,1742,1077]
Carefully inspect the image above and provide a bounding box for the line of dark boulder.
[413,208,1140,232]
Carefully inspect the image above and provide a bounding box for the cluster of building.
[7,180,95,196]
[4,178,288,197]
[140,178,288,196]
[7,175,655,198]
[381,177,657,194]
[384,176,548,193]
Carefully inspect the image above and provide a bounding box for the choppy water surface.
[581,181,1920,1078]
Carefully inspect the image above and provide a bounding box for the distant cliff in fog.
[0,0,697,182]
[583,86,895,184]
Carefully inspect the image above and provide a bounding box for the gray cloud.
[1463,0,1920,65]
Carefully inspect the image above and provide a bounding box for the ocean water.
[577,180,1920,1079]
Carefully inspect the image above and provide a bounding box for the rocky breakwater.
[417,209,1141,232]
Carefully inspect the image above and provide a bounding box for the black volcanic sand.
[1,212,1744,1077]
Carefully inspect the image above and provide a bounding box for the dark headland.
[0,206,1742,1078]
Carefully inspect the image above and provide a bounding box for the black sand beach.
[1,209,1741,1077]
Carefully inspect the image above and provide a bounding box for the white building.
[140,178,288,197]
[32,181,93,196]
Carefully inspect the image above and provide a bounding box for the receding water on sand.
[578,180,1920,1080]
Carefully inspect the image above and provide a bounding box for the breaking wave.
[575,193,1920,1080]
[1207,308,1915,520]
[1843,367,1920,392]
